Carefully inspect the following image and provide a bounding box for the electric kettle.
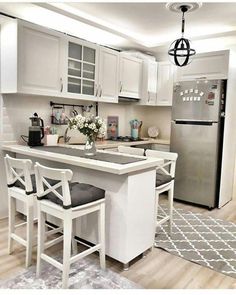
[21,113,45,146]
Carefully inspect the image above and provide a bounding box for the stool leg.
[168,184,174,235]
[155,191,160,233]
[71,219,78,255]
[123,262,129,271]
[25,201,34,268]
[98,203,106,270]
[8,196,16,254]
[36,206,46,277]
[62,215,72,289]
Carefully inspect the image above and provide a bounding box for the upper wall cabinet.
[175,50,229,81]
[156,61,175,106]
[63,36,99,101]
[140,60,158,106]
[1,20,64,96]
[97,47,120,103]
[0,19,120,103]
[119,54,143,99]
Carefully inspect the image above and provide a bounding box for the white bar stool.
[118,145,144,156]
[4,154,36,267]
[34,162,106,289]
[146,150,178,234]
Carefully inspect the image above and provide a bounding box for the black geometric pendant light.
[168,4,197,67]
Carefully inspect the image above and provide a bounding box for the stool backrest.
[34,162,73,209]
[4,154,34,194]
[118,146,144,156]
[145,150,178,178]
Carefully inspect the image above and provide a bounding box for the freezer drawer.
[170,121,220,208]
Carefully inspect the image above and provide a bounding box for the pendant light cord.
[181,11,185,37]
[180,5,188,37]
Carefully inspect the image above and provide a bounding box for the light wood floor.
[0,198,236,289]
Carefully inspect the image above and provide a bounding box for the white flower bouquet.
[68,114,106,155]
[68,114,106,139]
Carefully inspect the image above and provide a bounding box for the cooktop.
[109,136,144,142]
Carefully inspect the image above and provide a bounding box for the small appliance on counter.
[21,113,45,147]
[130,119,142,139]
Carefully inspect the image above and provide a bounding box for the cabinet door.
[140,60,158,105]
[98,47,119,103]
[175,50,229,81]
[147,61,158,105]
[151,144,170,152]
[66,38,98,100]
[156,62,174,106]
[18,23,63,96]
[119,55,142,99]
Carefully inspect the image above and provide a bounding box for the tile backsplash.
[0,94,172,144]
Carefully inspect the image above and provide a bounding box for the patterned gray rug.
[155,206,236,278]
[0,256,141,289]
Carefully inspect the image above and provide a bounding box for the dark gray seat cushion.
[11,174,37,194]
[13,175,105,208]
[156,171,173,187]
[45,182,105,208]
[12,175,58,194]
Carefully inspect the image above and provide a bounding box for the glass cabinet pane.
[82,80,94,95]
[68,60,81,77]
[83,63,95,80]
[69,42,82,60]
[83,47,95,64]
[68,77,81,94]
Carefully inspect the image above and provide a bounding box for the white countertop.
[2,144,161,175]
[70,138,170,149]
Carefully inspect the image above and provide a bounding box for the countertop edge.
[1,144,161,175]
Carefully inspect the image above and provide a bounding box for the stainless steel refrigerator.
[170,79,226,208]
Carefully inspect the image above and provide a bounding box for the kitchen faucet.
[58,127,71,144]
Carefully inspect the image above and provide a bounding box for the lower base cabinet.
[132,143,170,152]
[151,143,170,152]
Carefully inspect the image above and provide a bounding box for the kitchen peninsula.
[2,143,161,268]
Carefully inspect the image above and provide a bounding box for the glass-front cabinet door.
[66,38,98,100]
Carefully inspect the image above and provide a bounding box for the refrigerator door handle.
[174,119,218,126]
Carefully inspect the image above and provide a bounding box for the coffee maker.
[21,113,44,146]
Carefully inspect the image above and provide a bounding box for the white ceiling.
[43,2,236,49]
[1,2,236,54]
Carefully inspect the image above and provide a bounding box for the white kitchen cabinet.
[97,47,120,103]
[64,36,99,101]
[151,143,170,152]
[156,61,174,106]
[1,19,64,96]
[175,50,229,81]
[119,54,143,99]
[140,60,158,105]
